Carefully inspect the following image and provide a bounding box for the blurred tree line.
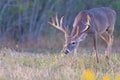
[0,0,120,47]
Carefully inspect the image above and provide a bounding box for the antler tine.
[87,15,91,24]
[51,16,55,24]
[48,15,68,34]
[72,26,79,39]
[60,16,64,28]
[48,17,55,27]
[56,15,59,27]
[65,25,69,34]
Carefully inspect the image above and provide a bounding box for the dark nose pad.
[64,49,70,54]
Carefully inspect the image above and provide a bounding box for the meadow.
[0,47,120,80]
[1,0,120,80]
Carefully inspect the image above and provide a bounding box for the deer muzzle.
[64,49,71,54]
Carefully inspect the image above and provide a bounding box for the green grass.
[0,48,120,80]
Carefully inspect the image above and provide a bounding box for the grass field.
[0,48,120,80]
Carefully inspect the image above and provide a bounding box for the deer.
[48,7,116,63]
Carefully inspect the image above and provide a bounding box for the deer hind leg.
[100,31,113,60]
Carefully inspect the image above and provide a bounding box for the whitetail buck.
[48,7,116,63]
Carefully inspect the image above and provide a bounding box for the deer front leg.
[93,33,99,63]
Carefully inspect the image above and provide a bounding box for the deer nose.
[64,49,70,54]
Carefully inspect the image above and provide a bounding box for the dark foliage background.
[0,0,120,50]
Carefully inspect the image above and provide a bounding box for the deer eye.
[71,41,76,45]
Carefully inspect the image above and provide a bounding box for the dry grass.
[0,48,120,80]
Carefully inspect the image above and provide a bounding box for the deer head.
[48,14,91,54]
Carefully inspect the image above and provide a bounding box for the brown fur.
[71,7,116,62]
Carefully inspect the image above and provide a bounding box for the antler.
[71,26,80,40]
[81,15,91,33]
[86,15,91,25]
[48,15,69,38]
